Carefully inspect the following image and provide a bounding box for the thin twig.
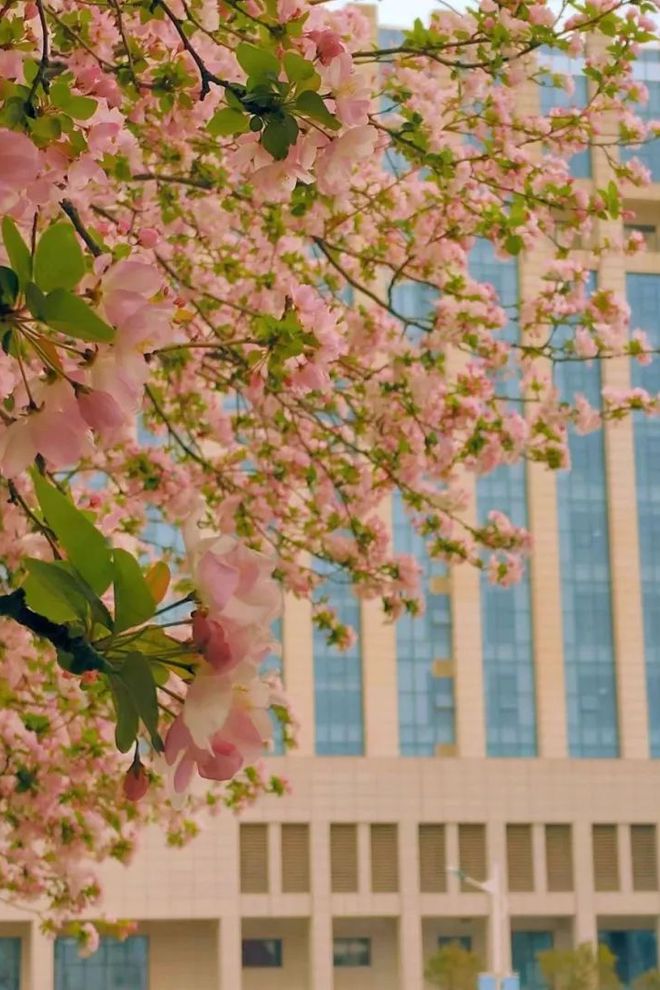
[152,0,239,100]
[60,199,102,258]
[26,0,50,108]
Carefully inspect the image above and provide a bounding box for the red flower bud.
[123,763,149,802]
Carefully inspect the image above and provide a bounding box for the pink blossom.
[573,326,598,359]
[191,610,241,674]
[138,227,160,248]
[77,389,126,436]
[185,521,281,626]
[0,129,40,209]
[308,29,345,65]
[316,126,378,195]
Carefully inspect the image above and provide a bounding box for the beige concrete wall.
[333,917,398,990]
[242,918,309,990]
[141,920,218,990]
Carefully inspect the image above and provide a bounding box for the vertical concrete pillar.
[27,926,54,990]
[309,821,333,990]
[268,823,282,895]
[453,479,486,758]
[218,915,242,990]
[519,250,568,759]
[399,820,424,989]
[573,823,597,946]
[362,498,400,756]
[283,591,315,756]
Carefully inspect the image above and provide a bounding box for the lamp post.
[448,863,512,990]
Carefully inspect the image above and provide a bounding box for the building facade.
[4,24,660,990]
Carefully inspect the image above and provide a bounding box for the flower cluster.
[163,517,283,794]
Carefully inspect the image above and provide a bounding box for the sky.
[328,0,439,28]
[356,0,438,26]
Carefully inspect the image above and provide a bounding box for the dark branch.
[0,589,112,674]
[60,199,103,258]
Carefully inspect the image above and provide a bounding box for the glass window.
[538,48,591,178]
[393,491,456,755]
[242,939,283,968]
[390,281,455,756]
[621,55,660,181]
[333,938,371,967]
[471,240,537,757]
[512,931,553,990]
[313,561,364,755]
[627,274,660,756]
[55,936,148,990]
[599,930,658,986]
[0,938,20,990]
[555,274,619,757]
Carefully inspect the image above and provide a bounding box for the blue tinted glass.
[512,931,553,990]
[555,274,618,757]
[313,562,364,755]
[539,76,591,177]
[621,56,660,180]
[0,938,20,990]
[471,241,537,757]
[599,931,658,986]
[378,27,405,47]
[394,492,455,756]
[390,281,437,342]
[55,937,148,990]
[261,618,284,755]
[390,280,456,756]
[627,274,660,755]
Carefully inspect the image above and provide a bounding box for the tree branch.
[60,200,103,258]
[0,590,112,674]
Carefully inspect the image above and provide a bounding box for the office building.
[4,21,660,990]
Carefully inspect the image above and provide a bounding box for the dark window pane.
[241,939,283,968]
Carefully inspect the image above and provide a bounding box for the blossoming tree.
[0,0,657,938]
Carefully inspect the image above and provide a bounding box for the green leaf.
[261,115,298,160]
[294,90,340,130]
[50,81,97,120]
[127,625,195,683]
[23,558,89,624]
[25,282,46,320]
[0,267,18,311]
[23,713,50,735]
[49,559,113,629]
[109,675,139,753]
[207,107,250,137]
[283,51,315,84]
[113,548,156,633]
[33,222,85,293]
[226,88,246,112]
[606,179,620,220]
[236,42,280,82]
[150,661,170,687]
[42,289,115,342]
[29,115,62,143]
[119,653,161,751]
[2,218,32,289]
[128,624,184,656]
[32,474,113,595]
